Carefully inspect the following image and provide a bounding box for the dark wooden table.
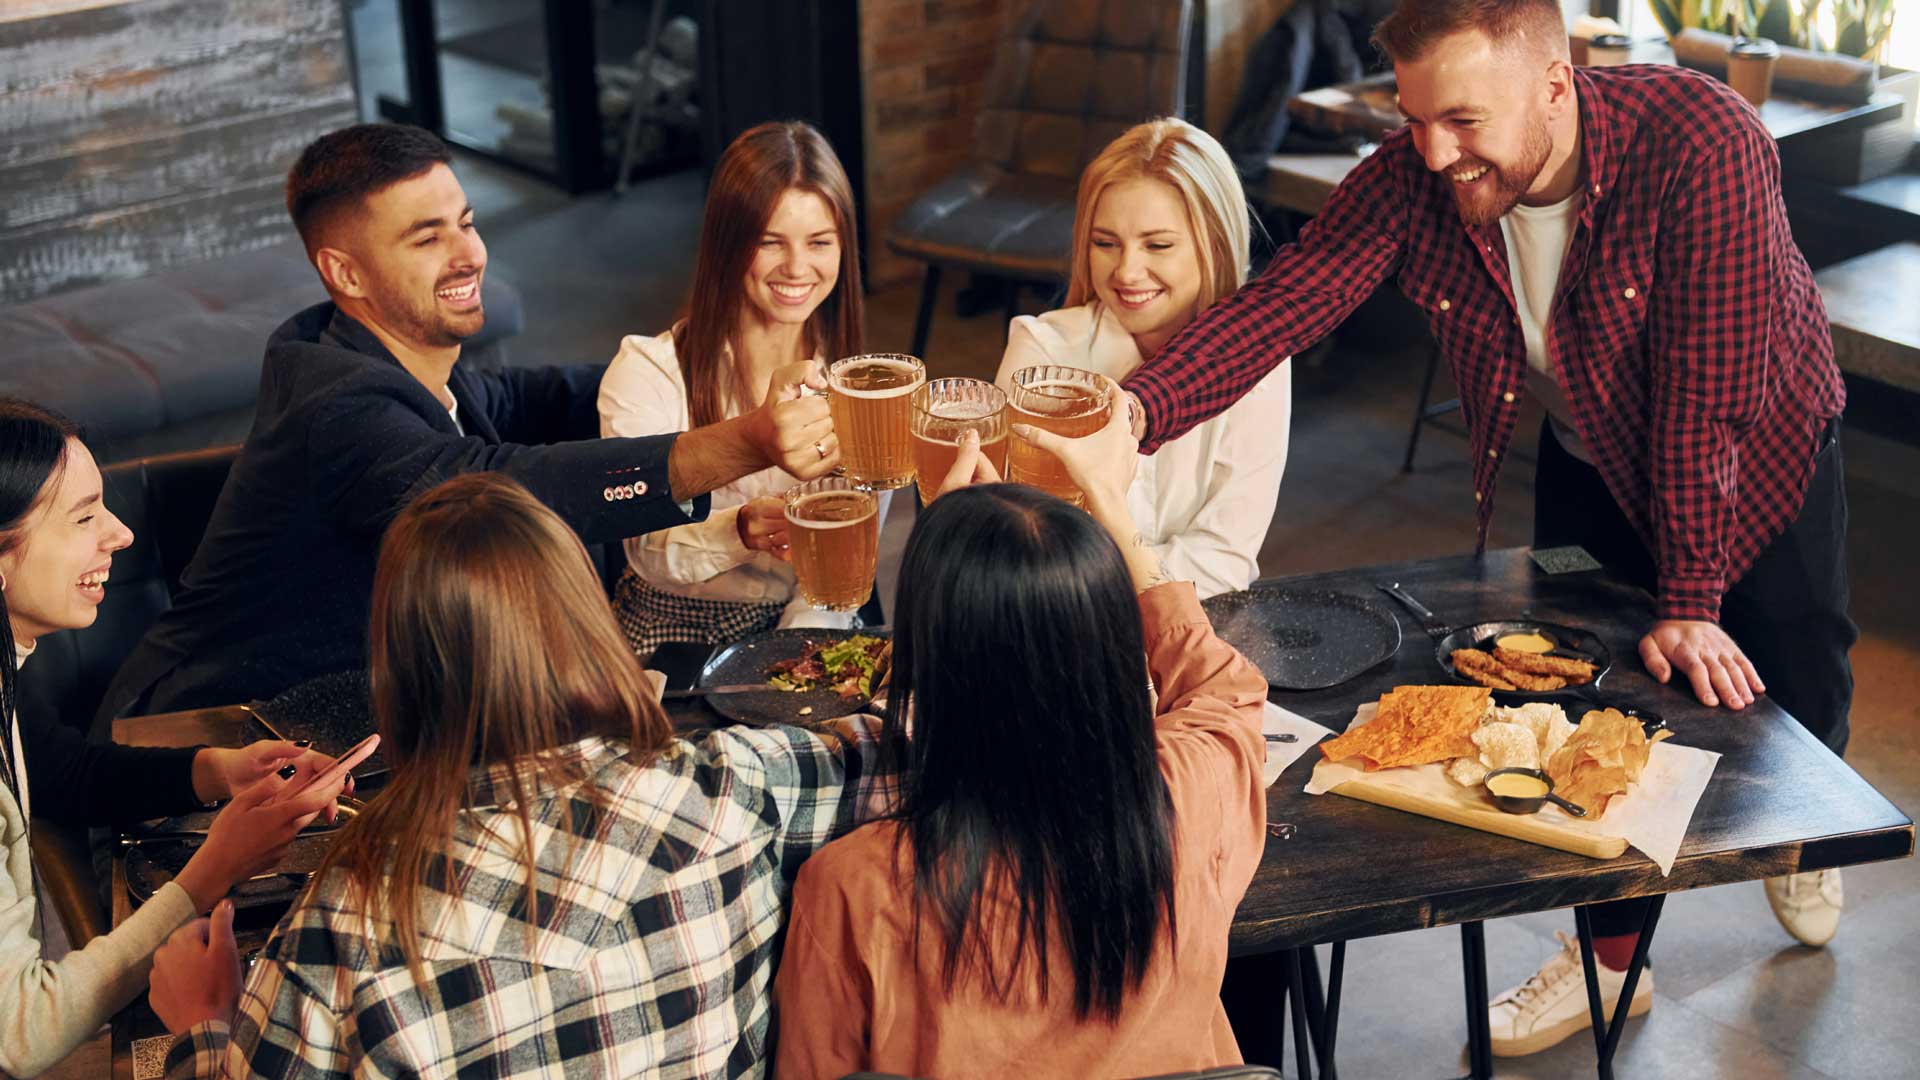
[1227,548,1912,1079]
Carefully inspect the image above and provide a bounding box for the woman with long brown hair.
[599,121,874,658]
[148,471,891,1078]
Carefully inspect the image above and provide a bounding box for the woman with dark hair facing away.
[774,401,1271,1076]
[0,397,347,1079]
[149,471,894,1079]
[599,121,877,658]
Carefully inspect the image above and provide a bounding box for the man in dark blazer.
[100,124,843,719]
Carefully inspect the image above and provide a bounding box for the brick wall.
[859,0,1012,286]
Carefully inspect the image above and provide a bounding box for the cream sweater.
[1,641,195,1078]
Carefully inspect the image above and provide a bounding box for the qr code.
[131,1034,175,1080]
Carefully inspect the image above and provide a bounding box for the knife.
[1375,581,1451,640]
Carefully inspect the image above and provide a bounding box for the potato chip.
[1544,708,1671,817]
[1446,756,1490,787]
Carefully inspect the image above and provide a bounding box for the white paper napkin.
[1304,703,1720,874]
[1263,701,1335,788]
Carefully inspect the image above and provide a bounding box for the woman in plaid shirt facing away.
[147,472,891,1078]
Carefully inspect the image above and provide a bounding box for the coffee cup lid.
[1730,36,1780,58]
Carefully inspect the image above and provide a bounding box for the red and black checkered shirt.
[1126,65,1844,623]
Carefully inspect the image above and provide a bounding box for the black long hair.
[0,397,81,803]
[883,483,1177,1021]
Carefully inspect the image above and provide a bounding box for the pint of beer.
[1004,365,1111,507]
[784,476,880,612]
[910,378,1009,505]
[828,353,925,489]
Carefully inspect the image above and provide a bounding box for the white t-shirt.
[997,301,1291,600]
[597,328,862,629]
[1500,191,1592,461]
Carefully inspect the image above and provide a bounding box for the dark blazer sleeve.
[306,377,708,545]
[479,363,608,445]
[21,712,203,825]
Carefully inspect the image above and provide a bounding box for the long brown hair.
[315,472,672,974]
[676,121,864,427]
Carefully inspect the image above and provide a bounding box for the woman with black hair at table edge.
[0,396,349,1078]
[774,386,1272,1076]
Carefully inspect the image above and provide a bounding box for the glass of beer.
[828,353,926,489]
[1004,365,1112,507]
[910,378,1009,505]
[783,476,880,612]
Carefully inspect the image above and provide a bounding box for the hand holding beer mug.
[1004,365,1113,507]
[828,353,926,489]
[736,496,792,560]
[934,430,1006,501]
[753,360,839,479]
[910,378,1008,506]
[1009,374,1138,513]
[783,476,880,611]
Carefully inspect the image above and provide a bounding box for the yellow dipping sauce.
[1487,773,1550,799]
[1495,631,1555,654]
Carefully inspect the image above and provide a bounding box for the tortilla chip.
[1321,685,1492,770]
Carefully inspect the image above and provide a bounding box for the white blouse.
[597,330,860,627]
[997,301,1291,599]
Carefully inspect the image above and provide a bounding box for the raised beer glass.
[827,353,925,489]
[909,378,1008,505]
[1004,365,1111,507]
[783,476,880,612]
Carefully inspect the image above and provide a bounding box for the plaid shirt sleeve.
[719,713,893,882]
[164,953,354,1080]
[1125,143,1410,453]
[1646,123,1780,623]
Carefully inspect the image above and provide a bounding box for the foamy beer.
[783,476,880,612]
[1004,365,1111,507]
[827,353,926,489]
[910,378,1009,505]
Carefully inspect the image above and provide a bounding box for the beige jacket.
[1,643,195,1078]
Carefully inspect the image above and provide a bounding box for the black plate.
[1201,587,1403,691]
[1433,620,1613,696]
[126,832,335,912]
[696,628,891,726]
[247,670,386,780]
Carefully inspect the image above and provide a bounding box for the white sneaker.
[1489,932,1653,1057]
[1765,867,1843,946]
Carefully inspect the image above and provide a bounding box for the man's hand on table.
[150,899,242,1034]
[192,741,350,804]
[1639,619,1765,710]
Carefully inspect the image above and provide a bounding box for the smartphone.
[268,734,379,806]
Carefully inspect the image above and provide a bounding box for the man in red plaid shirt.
[1125,0,1855,1056]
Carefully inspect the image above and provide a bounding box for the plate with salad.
[695,628,892,726]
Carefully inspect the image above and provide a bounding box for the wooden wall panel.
[0,0,355,304]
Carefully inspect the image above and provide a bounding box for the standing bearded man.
[1125,0,1854,1057]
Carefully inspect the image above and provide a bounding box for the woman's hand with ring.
[736,496,793,561]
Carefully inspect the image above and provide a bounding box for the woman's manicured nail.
[277,764,298,780]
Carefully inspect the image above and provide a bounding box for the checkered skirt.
[613,567,786,659]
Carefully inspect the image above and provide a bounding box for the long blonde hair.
[315,472,673,975]
[1064,118,1250,311]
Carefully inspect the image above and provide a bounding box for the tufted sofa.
[0,240,523,463]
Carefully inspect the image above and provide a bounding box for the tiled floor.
[48,152,1916,1079]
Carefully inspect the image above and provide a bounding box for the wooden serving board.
[1330,775,1628,859]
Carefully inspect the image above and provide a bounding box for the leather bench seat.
[0,240,523,461]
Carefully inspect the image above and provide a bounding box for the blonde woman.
[995,118,1289,599]
[598,121,879,658]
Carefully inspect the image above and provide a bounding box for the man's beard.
[1450,117,1554,227]
[384,275,484,349]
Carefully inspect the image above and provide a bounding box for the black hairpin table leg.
[1574,897,1664,1080]
[1460,921,1494,1079]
